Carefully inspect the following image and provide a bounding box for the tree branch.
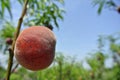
[6,0,29,80]
[11,63,19,73]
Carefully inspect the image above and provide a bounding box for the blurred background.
[0,0,120,80]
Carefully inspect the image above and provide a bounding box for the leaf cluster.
[0,0,65,29]
[92,0,119,14]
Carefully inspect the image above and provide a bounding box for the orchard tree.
[0,0,65,80]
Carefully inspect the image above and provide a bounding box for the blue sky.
[54,0,120,60]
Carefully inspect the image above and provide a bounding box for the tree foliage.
[0,0,65,28]
[92,0,120,14]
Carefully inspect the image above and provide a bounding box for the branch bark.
[6,0,29,80]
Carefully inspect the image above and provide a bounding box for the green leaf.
[58,13,63,20]
[97,1,104,14]
[23,0,65,29]
[1,0,5,18]
[34,0,40,9]
[54,17,59,28]
[106,1,116,7]
[0,22,15,39]
[5,0,12,19]
[0,0,12,19]
[110,43,119,52]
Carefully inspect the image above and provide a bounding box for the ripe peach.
[14,26,56,71]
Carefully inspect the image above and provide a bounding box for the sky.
[0,0,120,67]
[54,0,120,61]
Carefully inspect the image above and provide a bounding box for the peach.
[14,26,56,71]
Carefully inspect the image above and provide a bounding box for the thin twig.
[6,0,29,80]
[11,64,19,73]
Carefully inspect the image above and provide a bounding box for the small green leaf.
[0,0,12,19]
[58,13,63,20]
[97,1,104,14]
[1,0,5,17]
[5,0,12,19]
[106,1,116,7]
[54,17,59,28]
[0,22,15,39]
